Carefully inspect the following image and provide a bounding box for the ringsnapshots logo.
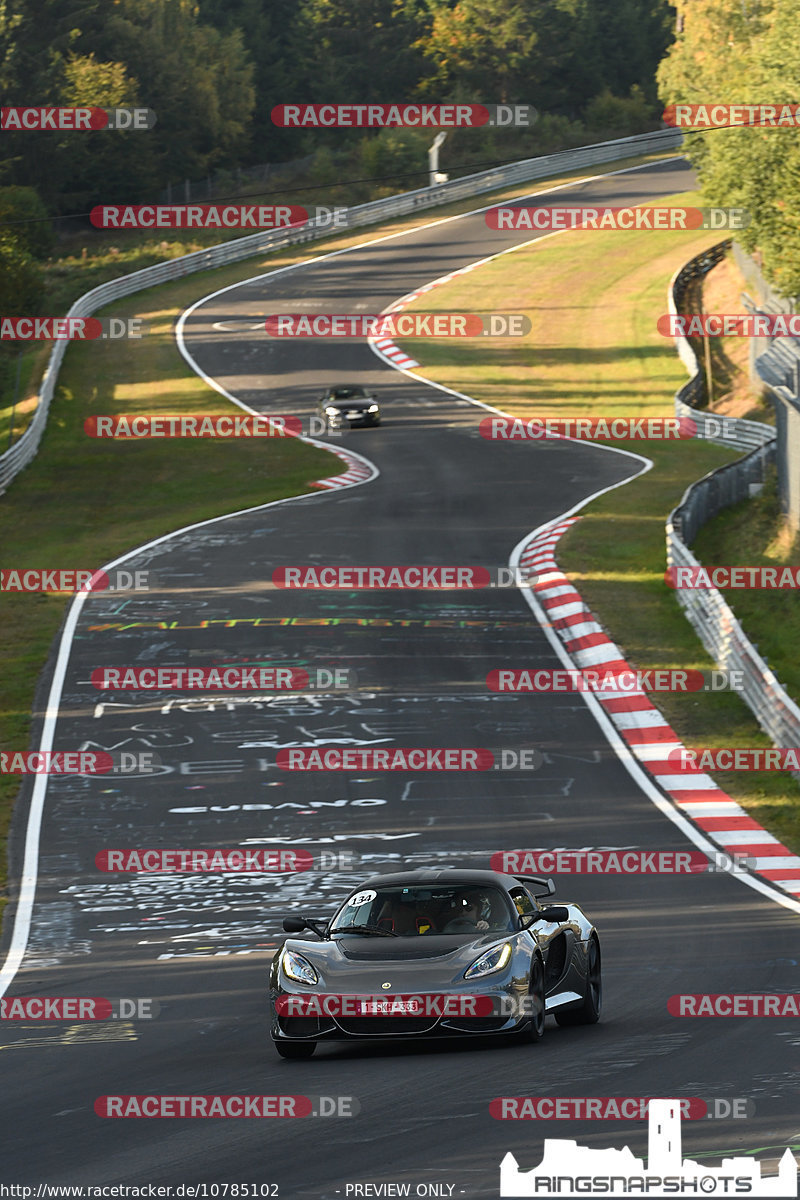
[264,313,530,338]
[485,206,749,231]
[499,1098,797,1197]
[663,103,800,129]
[89,205,347,230]
[1,106,156,130]
[271,103,536,128]
[490,849,755,875]
[0,318,146,340]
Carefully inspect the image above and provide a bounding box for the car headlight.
[367,404,379,412]
[464,942,512,980]
[325,406,339,416]
[281,948,318,986]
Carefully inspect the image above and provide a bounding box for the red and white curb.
[312,445,375,490]
[369,261,483,370]
[371,337,419,370]
[521,519,800,900]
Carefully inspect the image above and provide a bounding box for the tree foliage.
[658,0,800,296]
[0,0,674,232]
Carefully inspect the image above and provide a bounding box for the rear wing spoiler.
[515,875,555,898]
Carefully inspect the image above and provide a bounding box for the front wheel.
[273,1040,316,1059]
[555,935,601,1026]
[520,954,546,1042]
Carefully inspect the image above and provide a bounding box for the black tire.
[273,1040,316,1059]
[520,954,546,1042]
[555,935,601,1026]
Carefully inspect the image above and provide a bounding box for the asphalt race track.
[2,158,799,1195]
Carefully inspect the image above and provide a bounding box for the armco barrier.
[665,246,800,750]
[0,127,682,496]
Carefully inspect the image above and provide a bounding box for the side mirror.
[282,917,307,933]
[283,915,328,937]
[536,905,569,923]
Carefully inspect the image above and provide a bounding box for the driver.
[442,890,491,933]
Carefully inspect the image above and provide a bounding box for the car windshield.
[330,884,516,936]
[329,387,366,400]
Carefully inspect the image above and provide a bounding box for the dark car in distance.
[318,385,381,429]
[269,867,601,1058]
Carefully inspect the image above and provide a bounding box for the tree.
[419,0,541,104]
[0,186,54,259]
[658,0,800,296]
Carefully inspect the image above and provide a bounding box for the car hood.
[327,401,373,410]
[280,933,516,991]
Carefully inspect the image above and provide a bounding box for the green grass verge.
[394,189,800,855]
[692,468,800,699]
[0,264,334,919]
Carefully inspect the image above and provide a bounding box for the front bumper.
[270,989,527,1042]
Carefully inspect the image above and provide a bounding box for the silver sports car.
[269,867,601,1058]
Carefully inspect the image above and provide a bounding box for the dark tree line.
[0,0,674,213]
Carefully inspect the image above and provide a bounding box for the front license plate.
[358,999,422,1015]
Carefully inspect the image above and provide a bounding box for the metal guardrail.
[669,239,776,452]
[0,126,683,495]
[665,246,800,749]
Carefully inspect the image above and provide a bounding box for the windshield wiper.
[336,924,400,937]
